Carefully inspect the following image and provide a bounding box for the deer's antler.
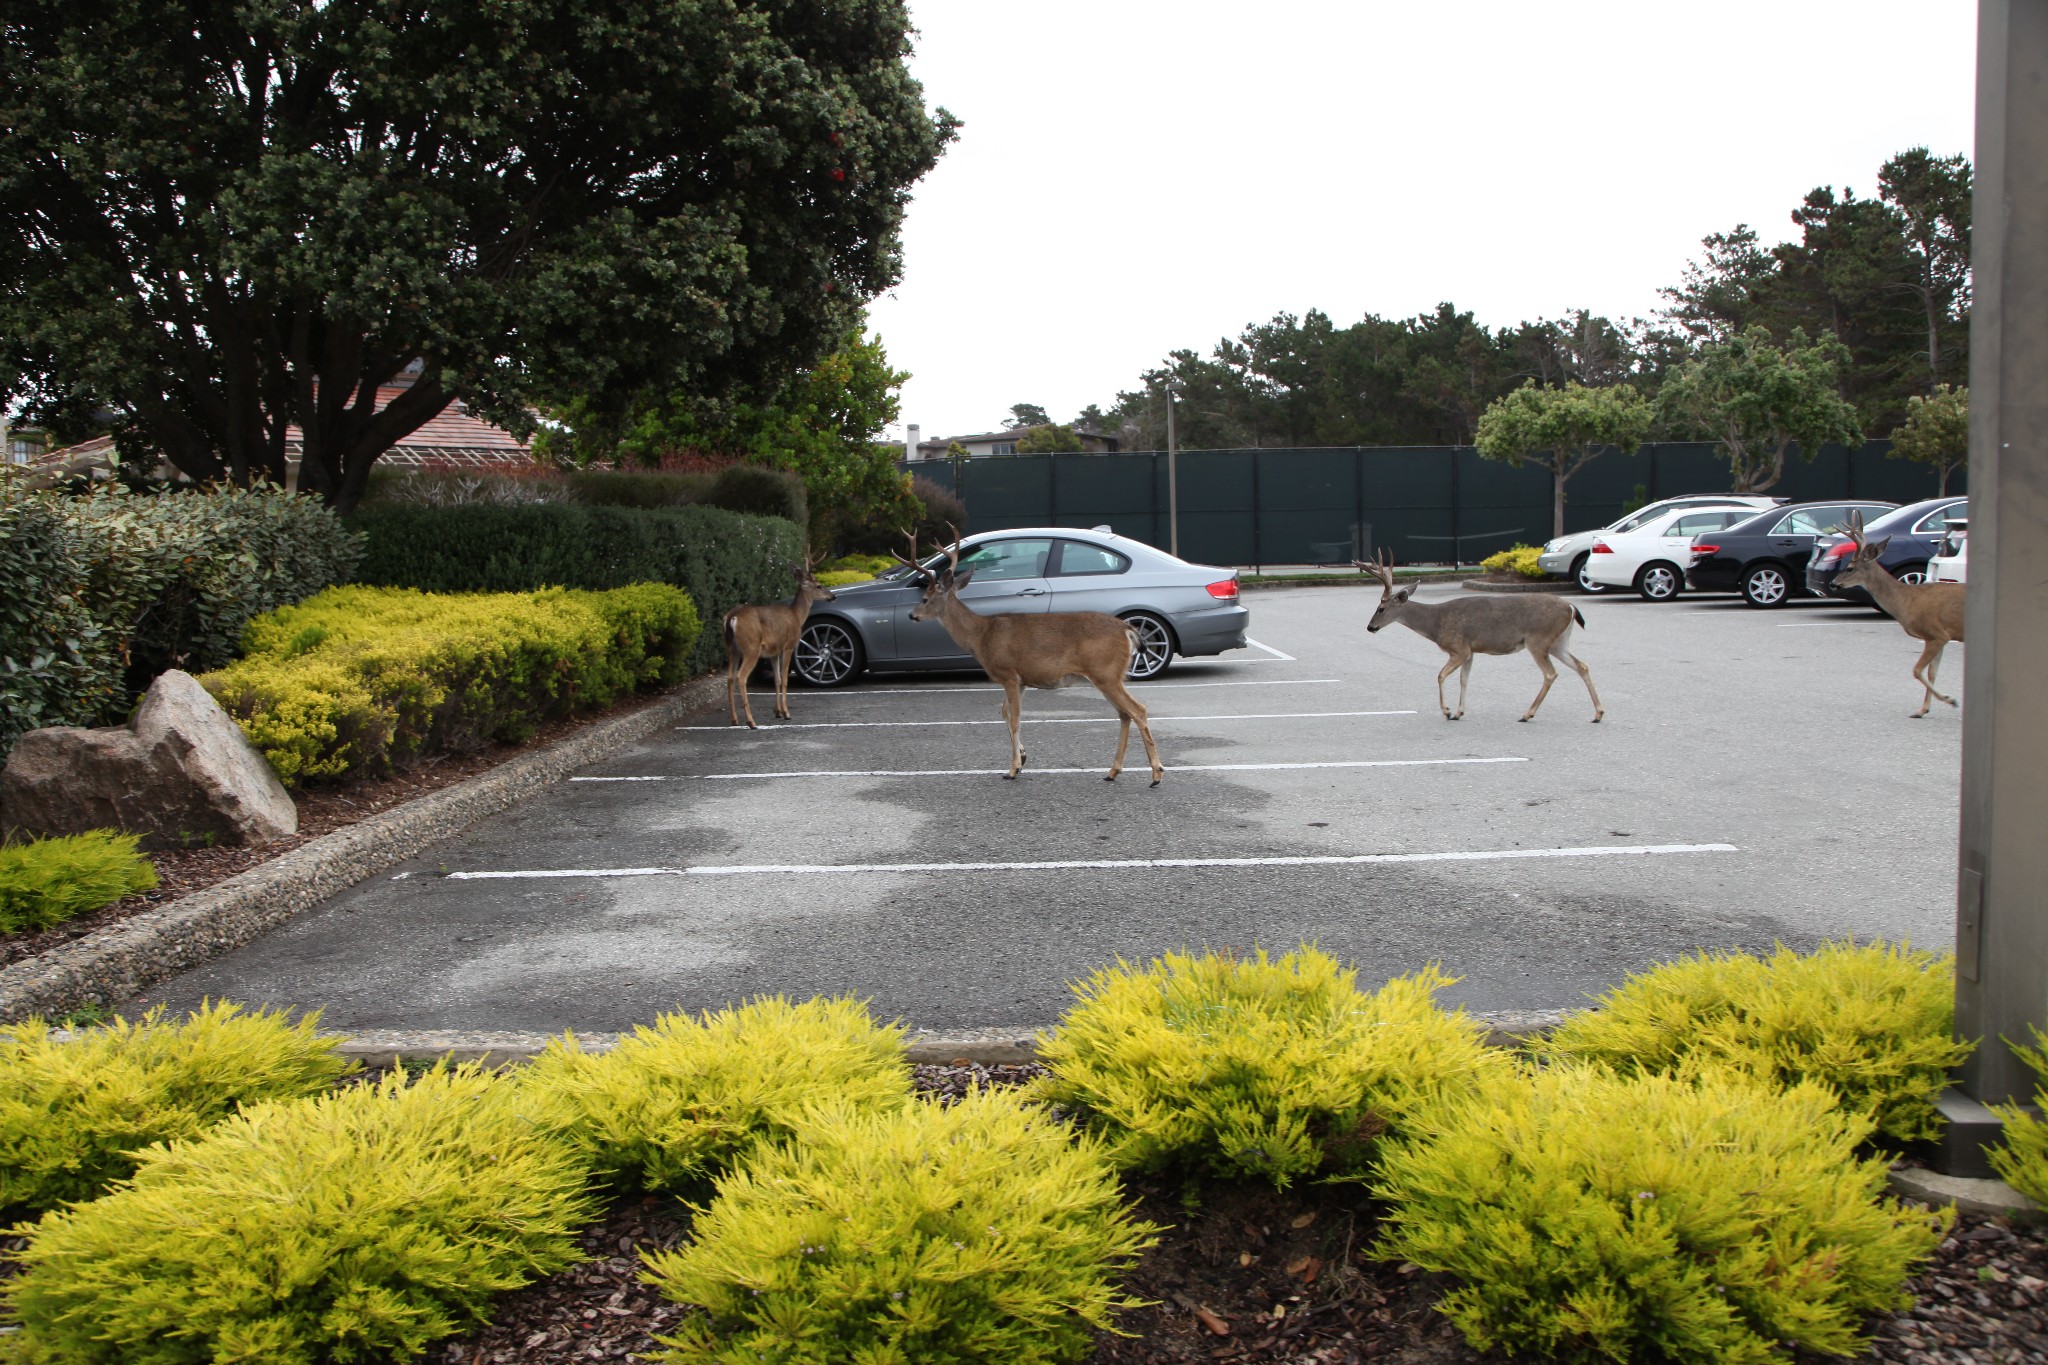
[1351,549,1397,593]
[890,531,930,581]
[943,522,964,575]
[1843,509,1868,551]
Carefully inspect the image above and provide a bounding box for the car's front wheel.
[1894,561,1930,586]
[791,618,865,687]
[1634,562,1683,602]
[1740,563,1792,608]
[1120,612,1176,681]
[1573,555,1608,594]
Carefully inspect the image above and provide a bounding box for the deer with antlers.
[1357,552,1603,722]
[724,558,838,728]
[892,528,1163,785]
[1833,510,1967,717]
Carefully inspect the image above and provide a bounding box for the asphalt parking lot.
[139,582,1966,1032]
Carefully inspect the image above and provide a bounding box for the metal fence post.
[1252,449,1263,573]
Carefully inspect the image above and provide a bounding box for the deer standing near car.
[892,529,1164,785]
[1833,510,1966,717]
[1357,553,1604,722]
[724,559,837,728]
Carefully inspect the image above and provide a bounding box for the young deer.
[1357,553,1603,723]
[724,560,838,728]
[892,529,1163,785]
[1833,510,1966,717]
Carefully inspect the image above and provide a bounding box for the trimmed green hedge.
[201,583,699,783]
[347,503,802,674]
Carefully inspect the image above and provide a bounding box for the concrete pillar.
[1951,0,2048,1149]
[904,424,921,462]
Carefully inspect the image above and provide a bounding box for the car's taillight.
[1206,578,1238,600]
[1590,540,1613,554]
[1691,543,1720,558]
[1819,541,1856,563]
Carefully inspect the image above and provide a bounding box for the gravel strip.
[0,674,726,1026]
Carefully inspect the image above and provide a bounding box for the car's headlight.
[1542,539,1563,552]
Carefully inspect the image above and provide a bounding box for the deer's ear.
[951,568,976,590]
[1394,585,1415,602]
[1867,536,1891,558]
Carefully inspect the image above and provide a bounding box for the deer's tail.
[1572,606,1587,629]
[723,609,741,653]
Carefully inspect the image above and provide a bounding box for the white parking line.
[680,711,1412,732]
[571,757,1528,782]
[443,842,1738,881]
[1248,639,1296,660]
[802,678,1341,696]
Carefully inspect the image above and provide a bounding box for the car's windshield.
[1609,500,1746,534]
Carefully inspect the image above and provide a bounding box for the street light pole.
[1165,386,1179,558]
[1945,0,2048,1174]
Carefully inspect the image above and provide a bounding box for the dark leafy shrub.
[0,475,121,752]
[347,502,802,674]
[2,1064,595,1365]
[0,829,157,935]
[702,463,807,529]
[910,474,968,545]
[201,583,699,783]
[519,996,909,1193]
[641,1088,1155,1365]
[566,469,715,509]
[1373,1063,1951,1363]
[1034,947,1507,1186]
[363,466,570,506]
[0,1002,353,1218]
[1537,941,1968,1142]
[836,472,966,554]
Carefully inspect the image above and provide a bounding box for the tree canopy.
[1005,404,1051,429]
[1653,328,1863,493]
[0,0,954,510]
[1013,423,1084,454]
[1474,383,1652,537]
[1888,384,1969,495]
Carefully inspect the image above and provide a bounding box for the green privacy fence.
[901,441,1957,568]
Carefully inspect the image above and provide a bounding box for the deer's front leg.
[1521,646,1558,722]
[774,649,793,720]
[1000,679,1026,778]
[1435,656,1461,720]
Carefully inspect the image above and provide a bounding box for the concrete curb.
[1889,1165,2046,1226]
[0,675,728,1026]
[326,1011,1573,1070]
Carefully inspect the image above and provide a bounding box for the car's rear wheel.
[1634,562,1683,602]
[1740,563,1791,608]
[1120,612,1175,681]
[1573,555,1608,594]
[791,618,865,687]
[1894,561,1930,586]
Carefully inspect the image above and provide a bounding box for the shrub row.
[366,463,810,530]
[1480,542,1547,578]
[346,502,801,675]
[0,480,358,757]
[0,830,157,935]
[200,583,700,784]
[0,943,2002,1365]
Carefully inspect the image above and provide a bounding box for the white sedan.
[1537,495,1781,592]
[1583,506,1759,600]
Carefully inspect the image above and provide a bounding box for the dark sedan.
[1805,496,1968,603]
[1685,499,1899,607]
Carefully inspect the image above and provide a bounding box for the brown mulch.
[0,690,676,973]
[432,1063,2048,1365]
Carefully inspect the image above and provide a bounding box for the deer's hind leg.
[728,638,763,729]
[773,643,795,720]
[1435,653,1471,720]
[999,677,1028,778]
[1549,638,1604,723]
[1520,644,1560,722]
[1095,676,1163,786]
[1910,638,1954,717]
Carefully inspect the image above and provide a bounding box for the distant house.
[25,365,533,484]
[909,425,1120,460]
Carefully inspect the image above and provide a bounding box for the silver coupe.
[791,526,1251,686]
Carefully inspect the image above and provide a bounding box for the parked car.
[1927,518,1968,584]
[1805,496,1968,602]
[1685,500,1899,607]
[1582,506,1760,600]
[1538,495,1783,593]
[790,526,1250,687]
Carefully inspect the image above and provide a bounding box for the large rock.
[1,670,296,849]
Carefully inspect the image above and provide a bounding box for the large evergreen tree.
[0,0,954,509]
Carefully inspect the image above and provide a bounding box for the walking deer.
[892,529,1163,785]
[724,560,837,728]
[1833,510,1966,717]
[1356,553,1604,722]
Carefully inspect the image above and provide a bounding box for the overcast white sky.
[866,0,1978,444]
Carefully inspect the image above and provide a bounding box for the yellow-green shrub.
[0,830,157,935]
[0,1002,352,1218]
[201,582,700,783]
[1538,941,1969,1142]
[519,996,909,1192]
[1480,544,1547,578]
[1989,1029,2048,1205]
[641,1088,1155,1365]
[1372,1064,1950,1364]
[815,569,874,587]
[1033,947,1506,1186]
[2,1064,596,1365]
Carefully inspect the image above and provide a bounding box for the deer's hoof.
[1103,774,1116,783]
[1518,715,1532,723]
[1591,716,1602,724]
[1003,773,1019,780]
[1150,778,1162,788]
